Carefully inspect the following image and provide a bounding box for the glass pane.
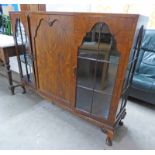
[15,18,34,84]
[78,49,98,60]
[122,60,136,92]
[20,58,34,83]
[76,22,120,120]
[116,86,129,119]
[77,58,96,89]
[128,48,135,63]
[94,61,119,95]
[91,92,112,119]
[76,86,93,113]
[123,26,144,92]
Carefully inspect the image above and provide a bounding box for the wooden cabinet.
[10,12,148,146]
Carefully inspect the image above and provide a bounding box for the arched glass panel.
[76,22,120,119]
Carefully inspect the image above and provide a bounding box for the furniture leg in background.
[0,34,26,95]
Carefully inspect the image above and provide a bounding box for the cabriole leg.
[101,127,114,146]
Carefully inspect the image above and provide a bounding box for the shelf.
[78,55,119,64]
[77,84,113,96]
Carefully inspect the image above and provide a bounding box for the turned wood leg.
[3,56,26,95]
[4,58,15,95]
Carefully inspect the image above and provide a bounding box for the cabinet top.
[10,11,147,18]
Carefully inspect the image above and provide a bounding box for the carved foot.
[106,137,112,146]
[101,127,114,146]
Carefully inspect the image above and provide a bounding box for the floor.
[0,75,155,149]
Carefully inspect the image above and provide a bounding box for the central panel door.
[31,14,75,106]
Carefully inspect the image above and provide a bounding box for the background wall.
[1,2,155,29]
[46,4,91,12]
[46,1,155,29]
[1,4,20,15]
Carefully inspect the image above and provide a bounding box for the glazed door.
[10,12,35,88]
[29,13,75,106]
[76,22,120,119]
[116,26,144,119]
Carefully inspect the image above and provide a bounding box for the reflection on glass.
[77,58,95,88]
[117,26,144,118]
[76,86,93,113]
[122,62,133,92]
[92,92,112,118]
[15,18,34,84]
[94,62,119,94]
[122,26,144,94]
[76,22,120,119]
